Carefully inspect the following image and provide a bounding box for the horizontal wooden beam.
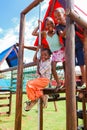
[16,43,37,51]
[23,45,37,51]
[66,9,87,29]
[43,88,65,94]
[0,62,37,73]
[21,0,44,15]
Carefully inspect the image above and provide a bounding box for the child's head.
[41,48,52,62]
[45,17,55,31]
[54,7,66,24]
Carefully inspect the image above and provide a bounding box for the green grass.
[0,94,83,130]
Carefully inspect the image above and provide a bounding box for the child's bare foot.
[24,100,37,111]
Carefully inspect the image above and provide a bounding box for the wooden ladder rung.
[0,96,10,100]
[0,104,10,107]
[0,90,12,115]
[0,111,10,115]
[48,97,66,102]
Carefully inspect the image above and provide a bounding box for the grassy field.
[0,94,83,130]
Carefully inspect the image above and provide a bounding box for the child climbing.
[24,48,52,111]
[54,7,86,87]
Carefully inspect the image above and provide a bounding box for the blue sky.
[0,0,87,69]
[0,0,49,68]
[0,0,31,29]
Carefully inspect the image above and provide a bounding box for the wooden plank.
[0,62,36,73]
[0,97,10,100]
[38,99,43,130]
[0,112,10,115]
[48,97,66,102]
[16,43,37,51]
[0,104,10,107]
[43,88,65,94]
[22,0,44,15]
[15,13,25,130]
[66,9,87,29]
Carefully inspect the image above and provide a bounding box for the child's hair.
[54,7,65,15]
[41,48,52,56]
[45,17,55,27]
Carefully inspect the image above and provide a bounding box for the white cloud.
[75,0,87,21]
[11,17,19,24]
[25,18,37,46]
[0,28,3,33]
[0,29,18,53]
[41,0,49,11]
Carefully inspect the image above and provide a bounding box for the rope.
[37,2,42,60]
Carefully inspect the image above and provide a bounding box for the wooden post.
[38,98,43,130]
[65,0,77,130]
[15,13,25,130]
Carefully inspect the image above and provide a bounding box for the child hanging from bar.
[24,47,52,111]
[54,7,86,87]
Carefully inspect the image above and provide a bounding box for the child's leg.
[76,47,85,85]
[80,65,86,84]
[26,78,49,100]
[62,61,66,86]
[41,94,48,108]
[52,61,61,87]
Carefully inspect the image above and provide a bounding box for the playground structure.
[0,0,87,130]
[0,58,64,115]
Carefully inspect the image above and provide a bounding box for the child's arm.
[32,20,42,36]
[32,26,39,36]
[33,46,42,75]
[33,46,39,62]
[58,28,66,38]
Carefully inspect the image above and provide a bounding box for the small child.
[54,7,86,86]
[54,7,66,46]
[24,48,52,111]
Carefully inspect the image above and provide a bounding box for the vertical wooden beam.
[15,13,25,130]
[38,98,43,130]
[65,0,77,130]
[84,30,87,91]
[83,92,87,130]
